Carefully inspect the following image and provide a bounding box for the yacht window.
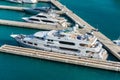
[113,42,117,44]
[118,52,120,54]
[36,15,47,18]
[86,51,94,54]
[29,18,40,21]
[44,44,50,47]
[23,41,26,43]
[80,44,88,47]
[41,20,54,23]
[28,42,33,45]
[60,47,79,52]
[48,39,53,41]
[34,43,38,46]
[59,41,75,45]
[35,37,44,40]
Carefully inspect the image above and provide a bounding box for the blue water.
[0,0,120,80]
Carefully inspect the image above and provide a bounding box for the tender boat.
[113,37,120,46]
[23,7,53,15]
[22,13,69,27]
[7,0,37,3]
[11,25,108,60]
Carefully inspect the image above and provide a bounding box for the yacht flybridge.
[7,0,37,3]
[11,25,108,60]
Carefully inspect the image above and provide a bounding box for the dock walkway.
[0,19,65,30]
[0,44,120,72]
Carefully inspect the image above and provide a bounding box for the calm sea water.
[0,0,120,80]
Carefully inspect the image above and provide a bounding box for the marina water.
[0,0,120,80]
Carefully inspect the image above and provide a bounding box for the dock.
[0,5,24,11]
[0,19,65,30]
[0,44,120,72]
[0,5,64,14]
[49,0,120,60]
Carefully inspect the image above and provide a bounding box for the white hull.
[7,0,37,3]
[22,17,68,27]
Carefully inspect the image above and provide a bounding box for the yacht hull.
[7,0,37,3]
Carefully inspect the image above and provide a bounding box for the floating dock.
[0,19,65,30]
[0,44,120,72]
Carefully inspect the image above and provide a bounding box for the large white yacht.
[7,0,37,3]
[22,13,69,27]
[11,25,108,60]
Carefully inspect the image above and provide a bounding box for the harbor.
[0,0,120,78]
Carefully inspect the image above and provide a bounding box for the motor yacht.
[11,25,108,60]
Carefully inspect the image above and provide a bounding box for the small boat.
[113,37,120,46]
[10,25,108,60]
[7,0,37,3]
[23,7,54,15]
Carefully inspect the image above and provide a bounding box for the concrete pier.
[0,5,64,14]
[0,5,24,11]
[0,44,120,72]
[0,19,65,30]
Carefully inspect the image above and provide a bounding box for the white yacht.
[22,13,69,27]
[11,25,108,60]
[36,13,67,21]
[7,0,37,3]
